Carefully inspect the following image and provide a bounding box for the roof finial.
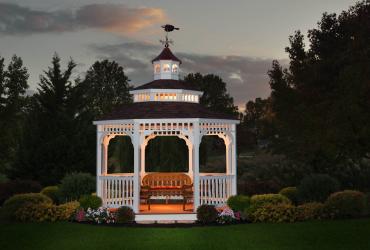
[160,24,180,48]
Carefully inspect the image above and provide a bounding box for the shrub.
[250,204,297,223]
[79,195,102,210]
[15,202,56,222]
[238,179,281,196]
[14,201,80,222]
[366,193,370,216]
[279,187,299,205]
[227,195,250,212]
[0,173,8,184]
[41,186,60,204]
[59,173,95,201]
[325,190,366,219]
[250,194,291,209]
[298,174,340,203]
[196,204,218,224]
[56,201,80,221]
[116,206,135,223]
[296,202,326,221]
[2,193,52,220]
[0,179,42,205]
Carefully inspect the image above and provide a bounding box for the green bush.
[296,202,326,221]
[59,173,95,201]
[15,201,80,222]
[41,186,60,204]
[250,194,291,209]
[196,204,218,224]
[250,204,297,223]
[227,195,250,212]
[298,174,340,203]
[79,195,102,210]
[279,187,299,205]
[366,193,370,216]
[2,193,52,220]
[115,206,135,223]
[0,173,8,184]
[0,179,42,205]
[325,190,366,219]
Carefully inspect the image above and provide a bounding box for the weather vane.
[160,24,180,47]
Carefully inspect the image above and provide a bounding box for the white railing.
[99,174,134,208]
[199,174,235,205]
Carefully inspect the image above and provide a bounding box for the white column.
[193,123,201,211]
[231,127,237,195]
[102,142,108,175]
[132,124,141,213]
[140,142,146,177]
[225,139,232,175]
[187,143,193,179]
[96,131,103,197]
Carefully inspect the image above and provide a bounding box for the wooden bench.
[140,173,193,210]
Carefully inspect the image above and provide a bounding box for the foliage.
[74,208,86,222]
[41,186,60,204]
[59,172,95,201]
[249,203,297,223]
[2,193,52,220]
[217,207,238,224]
[79,195,102,210]
[85,207,116,224]
[227,195,250,212]
[325,190,366,219]
[15,201,80,222]
[115,206,135,223]
[0,179,42,205]
[279,187,299,205]
[268,1,370,171]
[238,179,281,196]
[366,193,370,216]
[0,173,8,184]
[250,194,291,210]
[196,204,219,224]
[298,174,340,203]
[296,202,326,221]
[0,55,29,173]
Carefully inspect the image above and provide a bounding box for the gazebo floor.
[139,203,194,214]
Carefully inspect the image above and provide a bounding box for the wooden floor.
[139,203,194,214]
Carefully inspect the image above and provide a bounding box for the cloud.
[91,42,279,108]
[0,3,166,34]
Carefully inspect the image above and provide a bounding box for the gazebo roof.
[133,79,199,91]
[152,47,182,64]
[97,102,238,121]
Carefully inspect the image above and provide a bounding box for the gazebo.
[94,27,239,221]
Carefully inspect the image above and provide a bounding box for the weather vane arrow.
[160,24,180,47]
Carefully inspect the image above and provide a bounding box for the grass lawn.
[1,219,370,250]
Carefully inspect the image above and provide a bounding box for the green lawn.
[1,219,370,250]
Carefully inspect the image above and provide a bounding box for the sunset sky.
[0,0,357,108]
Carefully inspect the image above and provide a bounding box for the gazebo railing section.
[99,174,134,208]
[199,174,234,205]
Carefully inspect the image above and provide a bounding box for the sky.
[0,0,358,109]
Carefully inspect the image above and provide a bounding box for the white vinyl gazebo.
[94,30,239,221]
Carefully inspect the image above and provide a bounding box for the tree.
[0,55,29,173]
[268,1,370,172]
[12,54,78,185]
[183,73,238,116]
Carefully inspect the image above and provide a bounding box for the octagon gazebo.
[94,27,239,221]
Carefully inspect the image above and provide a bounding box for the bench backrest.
[142,172,192,187]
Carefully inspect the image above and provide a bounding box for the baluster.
[215,178,219,204]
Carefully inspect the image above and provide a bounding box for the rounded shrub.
[41,186,60,204]
[196,204,219,224]
[250,193,291,209]
[296,202,326,221]
[59,173,95,201]
[15,202,56,222]
[0,179,42,205]
[298,174,340,203]
[227,195,250,212]
[250,204,297,223]
[56,201,80,221]
[325,190,366,219]
[116,206,135,223]
[79,195,102,210]
[2,193,52,220]
[279,187,299,205]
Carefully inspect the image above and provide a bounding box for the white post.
[187,143,193,179]
[102,142,108,175]
[132,123,140,213]
[96,130,103,198]
[140,142,146,177]
[231,127,237,195]
[193,122,201,212]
